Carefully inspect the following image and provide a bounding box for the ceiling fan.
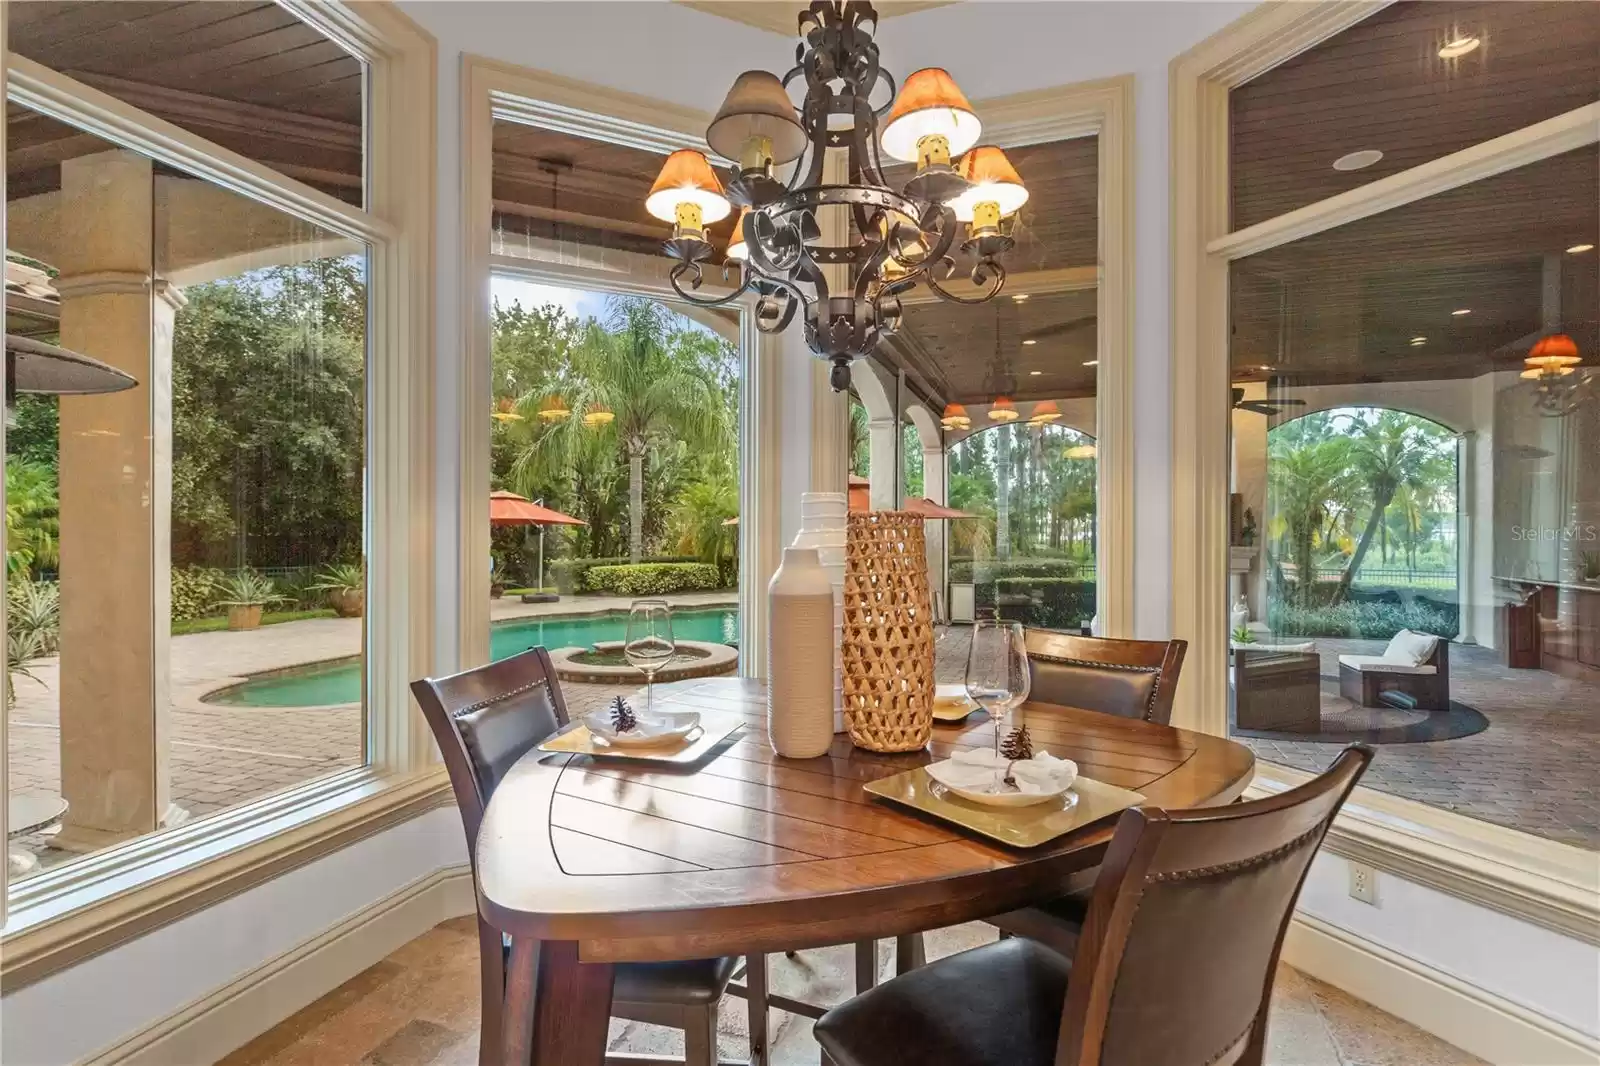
[1232,387,1306,417]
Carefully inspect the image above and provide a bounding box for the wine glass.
[965,620,1031,762]
[625,599,675,717]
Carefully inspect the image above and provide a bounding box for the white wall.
[1,808,467,1066]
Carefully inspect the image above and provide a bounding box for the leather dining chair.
[813,745,1373,1066]
[982,631,1188,959]
[412,648,763,1066]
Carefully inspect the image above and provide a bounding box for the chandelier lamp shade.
[582,402,616,428]
[1521,333,1592,417]
[1521,333,1581,378]
[1027,399,1062,425]
[646,1,1033,392]
[537,394,572,422]
[939,402,971,430]
[988,396,1019,422]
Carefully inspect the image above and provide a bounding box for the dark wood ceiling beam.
[65,71,359,150]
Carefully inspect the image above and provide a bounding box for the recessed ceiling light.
[1083,359,1099,367]
[1029,369,1042,376]
[1332,149,1383,172]
[1438,35,1480,59]
[1258,364,1274,372]
[1011,293,1030,302]
[1022,339,1037,346]
[1568,243,1596,254]
[1451,308,1472,316]
[1410,337,1427,346]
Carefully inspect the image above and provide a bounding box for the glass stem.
[645,671,654,716]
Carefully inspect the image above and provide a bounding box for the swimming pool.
[204,607,740,708]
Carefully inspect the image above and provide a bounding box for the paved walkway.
[7,593,735,875]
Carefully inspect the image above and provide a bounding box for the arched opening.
[1261,406,1460,639]
[948,421,1098,629]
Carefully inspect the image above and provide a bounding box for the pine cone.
[610,695,638,733]
[999,724,1033,762]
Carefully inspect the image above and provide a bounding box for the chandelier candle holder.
[645,0,1033,392]
[1522,333,1593,417]
[842,510,935,752]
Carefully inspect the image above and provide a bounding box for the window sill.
[1,765,453,990]
[1248,762,1599,945]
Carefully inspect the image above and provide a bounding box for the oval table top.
[476,677,1255,962]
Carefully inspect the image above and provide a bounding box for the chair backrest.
[1025,630,1187,725]
[1055,745,1372,1066]
[410,647,570,862]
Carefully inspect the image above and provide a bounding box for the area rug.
[1231,675,1491,744]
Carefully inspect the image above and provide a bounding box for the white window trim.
[1169,0,1600,943]
[459,60,1138,649]
[0,1,441,982]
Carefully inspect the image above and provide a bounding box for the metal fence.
[1281,564,1456,590]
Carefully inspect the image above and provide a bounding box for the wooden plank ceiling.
[1231,145,1599,390]
[1230,0,1600,230]
[8,1,364,204]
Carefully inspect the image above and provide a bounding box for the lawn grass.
[172,609,339,635]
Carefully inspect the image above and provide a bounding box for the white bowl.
[924,758,1076,808]
[582,709,701,748]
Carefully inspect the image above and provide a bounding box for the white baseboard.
[80,863,476,1066]
[1283,914,1600,1066]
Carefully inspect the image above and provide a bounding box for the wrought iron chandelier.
[644,0,1031,391]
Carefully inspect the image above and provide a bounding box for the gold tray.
[538,714,743,764]
[863,768,1145,848]
[931,684,980,723]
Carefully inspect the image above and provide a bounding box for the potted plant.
[309,562,364,617]
[211,570,286,631]
[1231,626,1257,646]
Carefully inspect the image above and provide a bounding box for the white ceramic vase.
[790,492,847,731]
[767,546,836,758]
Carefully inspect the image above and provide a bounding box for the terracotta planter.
[329,589,364,618]
[227,605,263,631]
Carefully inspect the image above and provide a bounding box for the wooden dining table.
[475,676,1256,1065]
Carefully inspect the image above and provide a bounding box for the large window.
[1219,3,1599,850]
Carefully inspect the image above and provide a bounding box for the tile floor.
[219,917,1487,1066]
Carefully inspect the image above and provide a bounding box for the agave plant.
[7,580,61,656]
[210,570,287,609]
[1232,626,1257,645]
[6,626,45,708]
[308,562,364,595]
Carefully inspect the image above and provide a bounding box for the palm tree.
[5,457,59,577]
[1334,411,1438,601]
[511,298,728,562]
[1268,437,1352,606]
[671,470,738,567]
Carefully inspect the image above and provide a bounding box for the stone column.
[53,149,181,852]
[867,416,899,510]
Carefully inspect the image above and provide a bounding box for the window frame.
[0,1,440,983]
[1169,0,1600,943]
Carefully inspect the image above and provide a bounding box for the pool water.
[205,607,739,708]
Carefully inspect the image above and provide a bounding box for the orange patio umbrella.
[904,497,976,520]
[490,490,585,527]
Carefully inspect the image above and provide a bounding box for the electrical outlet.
[1348,861,1378,905]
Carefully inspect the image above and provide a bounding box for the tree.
[671,466,738,567]
[510,297,731,562]
[1268,436,1353,606]
[5,457,59,576]
[1334,410,1441,600]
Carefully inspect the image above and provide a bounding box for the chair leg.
[684,1003,718,1066]
[745,952,769,1066]
[894,933,925,974]
[853,940,877,994]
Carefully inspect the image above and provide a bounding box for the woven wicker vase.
[842,511,936,752]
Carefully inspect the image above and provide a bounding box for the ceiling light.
[1029,369,1042,376]
[988,397,1019,422]
[1438,35,1481,59]
[1064,443,1097,459]
[940,402,971,430]
[1258,364,1274,372]
[1332,149,1383,172]
[1011,293,1030,302]
[1022,338,1037,346]
[1083,359,1099,367]
[1568,244,1595,254]
[1452,308,1472,316]
[1410,337,1427,346]
[1027,400,1062,425]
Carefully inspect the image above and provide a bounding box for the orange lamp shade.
[537,394,571,422]
[492,397,524,422]
[1527,333,1581,370]
[1027,399,1061,424]
[725,207,750,261]
[645,150,732,226]
[948,146,1029,221]
[940,402,971,429]
[988,396,1019,422]
[880,68,982,164]
[582,403,616,428]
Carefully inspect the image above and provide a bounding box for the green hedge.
[974,576,1096,630]
[172,567,226,620]
[549,555,698,594]
[1267,599,1459,641]
[950,558,1095,583]
[584,562,722,597]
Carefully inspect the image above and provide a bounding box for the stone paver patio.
[7,592,736,875]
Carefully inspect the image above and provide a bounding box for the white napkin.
[937,747,1079,795]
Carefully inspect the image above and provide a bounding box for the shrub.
[172,566,226,620]
[1267,599,1459,641]
[950,558,1094,584]
[551,555,702,594]
[7,579,60,655]
[974,577,1096,630]
[584,562,721,597]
